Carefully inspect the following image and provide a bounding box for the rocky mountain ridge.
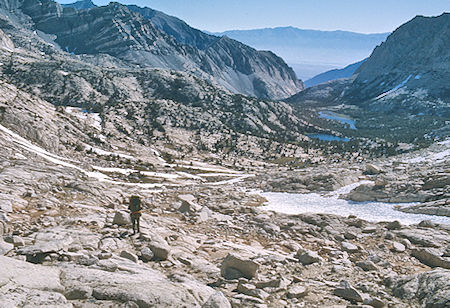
[9,0,303,100]
[304,59,365,88]
[61,0,95,10]
[287,13,449,148]
[213,27,389,80]
[342,13,449,116]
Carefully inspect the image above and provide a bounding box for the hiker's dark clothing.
[128,196,142,234]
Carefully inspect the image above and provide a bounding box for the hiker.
[128,195,142,234]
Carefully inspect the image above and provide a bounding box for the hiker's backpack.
[129,196,142,212]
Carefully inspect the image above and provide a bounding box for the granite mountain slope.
[10,0,303,100]
[61,0,95,10]
[0,9,314,160]
[342,13,450,116]
[288,14,449,146]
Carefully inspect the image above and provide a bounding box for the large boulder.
[295,248,323,265]
[0,240,13,255]
[17,241,64,263]
[395,229,445,248]
[148,238,171,261]
[0,193,13,212]
[112,210,131,225]
[178,194,202,213]
[333,280,364,302]
[341,241,359,253]
[221,253,259,280]
[365,163,383,175]
[411,248,450,269]
[202,291,231,308]
[389,269,450,307]
[287,285,308,299]
[0,256,69,307]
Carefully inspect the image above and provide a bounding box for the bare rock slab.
[0,255,68,307]
[389,268,450,308]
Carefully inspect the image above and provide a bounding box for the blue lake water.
[308,134,350,142]
[319,111,357,130]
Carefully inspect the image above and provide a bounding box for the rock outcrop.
[389,269,450,308]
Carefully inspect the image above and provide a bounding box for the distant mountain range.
[212,27,389,80]
[304,59,365,88]
[17,0,303,100]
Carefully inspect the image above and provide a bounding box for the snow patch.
[375,74,412,100]
[0,123,111,181]
[260,181,450,225]
[405,149,450,164]
[205,174,255,186]
[14,153,27,160]
[65,107,102,131]
[84,144,135,160]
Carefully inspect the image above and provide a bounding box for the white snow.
[176,172,204,181]
[14,153,27,160]
[140,171,180,180]
[92,166,135,175]
[0,124,256,188]
[65,107,102,131]
[260,181,450,225]
[205,174,255,186]
[84,144,135,160]
[197,173,247,177]
[415,74,422,80]
[437,139,450,145]
[0,123,111,181]
[404,148,450,164]
[376,74,412,100]
[167,163,243,174]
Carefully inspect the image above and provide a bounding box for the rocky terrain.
[1,111,449,307]
[0,1,449,307]
[8,0,303,100]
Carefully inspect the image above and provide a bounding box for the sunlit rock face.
[18,0,303,100]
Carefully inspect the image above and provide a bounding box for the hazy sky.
[58,0,449,33]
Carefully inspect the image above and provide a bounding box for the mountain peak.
[61,0,96,10]
[17,0,303,99]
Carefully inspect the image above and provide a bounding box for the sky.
[57,0,450,33]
